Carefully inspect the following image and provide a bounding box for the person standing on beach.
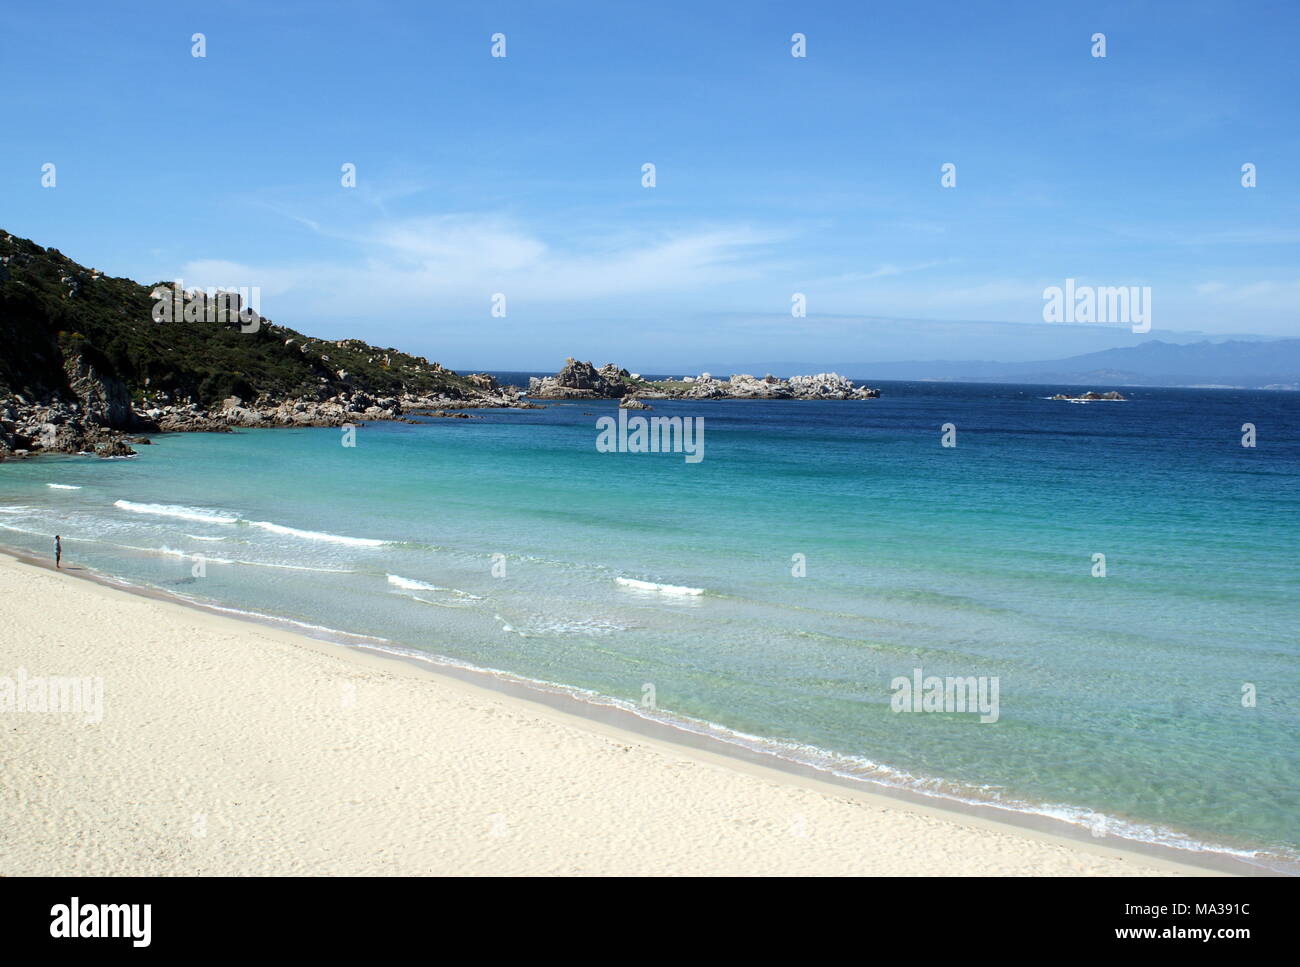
[54,535,62,569]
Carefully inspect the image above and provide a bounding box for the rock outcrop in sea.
[528,360,880,401]
[528,359,640,398]
[1050,391,1126,401]
[669,371,880,400]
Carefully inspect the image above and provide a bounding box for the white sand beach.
[0,553,1212,876]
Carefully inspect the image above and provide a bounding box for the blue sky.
[3,0,1297,370]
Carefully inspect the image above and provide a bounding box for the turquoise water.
[2,381,1297,869]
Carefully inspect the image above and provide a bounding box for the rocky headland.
[0,230,532,460]
[0,230,880,462]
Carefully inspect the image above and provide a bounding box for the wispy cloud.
[1193,278,1300,303]
[812,259,952,286]
[179,214,784,321]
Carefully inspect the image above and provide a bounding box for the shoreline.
[0,541,1272,876]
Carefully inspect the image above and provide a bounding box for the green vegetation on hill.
[0,229,477,407]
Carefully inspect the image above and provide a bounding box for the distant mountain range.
[701,340,1300,390]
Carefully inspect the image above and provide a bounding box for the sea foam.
[615,577,704,596]
[387,574,481,597]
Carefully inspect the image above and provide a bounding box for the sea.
[1,378,1296,871]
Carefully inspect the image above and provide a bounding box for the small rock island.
[1050,391,1127,402]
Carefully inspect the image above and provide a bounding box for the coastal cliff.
[0,230,525,459]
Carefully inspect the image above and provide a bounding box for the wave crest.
[249,520,386,547]
[114,500,238,525]
[615,577,704,596]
